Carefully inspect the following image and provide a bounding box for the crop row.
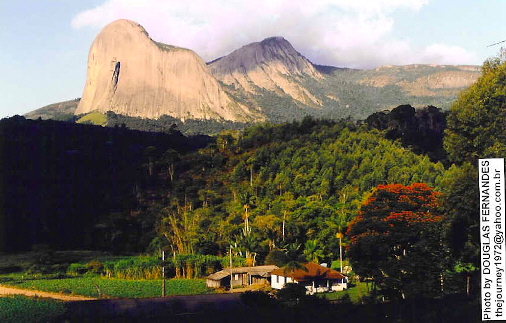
[0,295,65,323]
[3,277,212,298]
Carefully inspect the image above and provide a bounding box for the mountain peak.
[258,36,295,51]
[209,36,320,75]
[260,36,288,44]
[208,37,323,107]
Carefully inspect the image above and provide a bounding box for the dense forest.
[0,110,472,299]
[3,54,505,301]
[0,116,210,252]
[0,112,447,256]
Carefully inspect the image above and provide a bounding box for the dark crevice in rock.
[112,61,121,90]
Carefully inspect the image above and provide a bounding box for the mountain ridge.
[26,19,481,123]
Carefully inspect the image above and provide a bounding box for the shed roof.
[271,263,346,282]
[206,265,279,281]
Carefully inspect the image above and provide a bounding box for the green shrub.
[26,264,51,275]
[265,249,288,267]
[338,293,352,304]
[67,263,87,275]
[277,283,307,306]
[86,260,104,275]
[103,261,115,278]
[112,257,163,279]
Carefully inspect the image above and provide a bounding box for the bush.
[67,263,87,276]
[276,283,307,306]
[103,261,115,278]
[264,249,288,267]
[26,264,53,275]
[113,258,163,279]
[360,294,379,304]
[338,293,352,304]
[86,260,104,275]
[299,294,330,307]
[241,291,277,308]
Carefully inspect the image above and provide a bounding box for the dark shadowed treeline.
[0,116,210,252]
[104,111,253,135]
[365,105,447,163]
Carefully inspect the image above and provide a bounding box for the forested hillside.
[0,114,446,254]
[0,116,210,252]
[4,85,497,299]
[147,117,446,261]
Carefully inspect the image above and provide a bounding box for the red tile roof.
[271,262,346,282]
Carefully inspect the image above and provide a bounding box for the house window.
[276,275,279,283]
[234,274,239,281]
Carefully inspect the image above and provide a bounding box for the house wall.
[270,277,348,294]
[331,284,347,291]
[206,279,222,288]
[331,280,347,291]
[305,279,348,294]
[251,276,269,285]
[208,273,274,289]
[231,273,249,287]
[270,274,294,289]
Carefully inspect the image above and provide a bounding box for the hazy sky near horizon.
[1,0,505,118]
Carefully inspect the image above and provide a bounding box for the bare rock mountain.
[75,19,263,122]
[209,37,323,107]
[28,19,482,124]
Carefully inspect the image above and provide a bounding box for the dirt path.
[0,285,97,301]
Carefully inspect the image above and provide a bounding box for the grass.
[76,111,107,126]
[0,295,66,323]
[0,276,213,299]
[320,281,370,303]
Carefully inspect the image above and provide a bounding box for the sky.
[1,0,505,118]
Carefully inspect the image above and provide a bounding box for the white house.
[271,262,347,294]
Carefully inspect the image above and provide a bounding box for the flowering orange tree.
[346,183,444,299]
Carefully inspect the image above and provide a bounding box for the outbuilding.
[206,265,279,289]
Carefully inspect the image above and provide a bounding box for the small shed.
[206,265,279,288]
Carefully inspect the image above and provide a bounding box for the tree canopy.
[444,53,506,163]
[346,183,443,299]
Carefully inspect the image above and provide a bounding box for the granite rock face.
[76,19,263,121]
[209,37,323,106]
[71,19,482,124]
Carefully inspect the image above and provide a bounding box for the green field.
[0,295,65,323]
[320,281,370,303]
[76,111,107,126]
[0,277,212,298]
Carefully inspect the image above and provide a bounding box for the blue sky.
[1,0,505,118]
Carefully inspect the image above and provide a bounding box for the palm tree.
[282,243,308,278]
[303,239,324,264]
[331,186,358,272]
